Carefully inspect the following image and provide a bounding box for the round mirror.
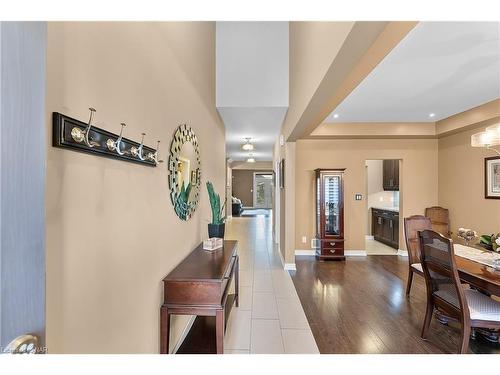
[168,124,201,220]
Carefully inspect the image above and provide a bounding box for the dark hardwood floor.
[290,255,500,354]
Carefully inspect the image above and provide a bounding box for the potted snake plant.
[206,181,226,238]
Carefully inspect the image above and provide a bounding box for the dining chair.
[425,206,451,237]
[403,215,432,296]
[418,229,500,354]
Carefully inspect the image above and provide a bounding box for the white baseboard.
[284,263,297,271]
[295,249,316,256]
[365,235,374,240]
[397,249,408,256]
[277,248,296,270]
[172,315,196,354]
[345,250,367,256]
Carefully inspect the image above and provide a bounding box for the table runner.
[454,244,500,269]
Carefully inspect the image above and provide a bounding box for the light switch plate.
[355,193,363,201]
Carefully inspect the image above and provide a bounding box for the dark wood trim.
[52,112,157,167]
[485,156,500,199]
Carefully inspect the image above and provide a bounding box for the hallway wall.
[45,22,225,353]
[232,169,255,206]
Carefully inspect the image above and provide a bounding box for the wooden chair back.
[425,206,451,237]
[418,229,468,318]
[404,215,432,266]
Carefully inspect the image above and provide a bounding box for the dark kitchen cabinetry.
[315,169,345,261]
[372,208,399,249]
[383,159,399,191]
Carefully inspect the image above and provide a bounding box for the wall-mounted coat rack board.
[52,110,161,167]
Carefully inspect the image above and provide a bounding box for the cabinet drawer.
[320,247,344,256]
[320,240,344,256]
[321,239,344,249]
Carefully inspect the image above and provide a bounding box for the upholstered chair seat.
[434,286,500,322]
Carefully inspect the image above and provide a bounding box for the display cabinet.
[315,169,345,260]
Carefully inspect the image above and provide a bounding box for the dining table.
[453,243,500,297]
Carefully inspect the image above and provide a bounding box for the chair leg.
[406,270,414,296]
[421,299,434,339]
[459,322,471,354]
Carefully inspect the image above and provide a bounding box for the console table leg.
[235,256,239,307]
[160,306,170,354]
[215,309,225,354]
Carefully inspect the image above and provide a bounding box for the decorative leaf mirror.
[168,124,201,220]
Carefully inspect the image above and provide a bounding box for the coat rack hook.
[131,132,147,160]
[106,122,127,155]
[147,140,164,164]
[71,107,100,148]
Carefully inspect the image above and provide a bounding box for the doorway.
[253,172,273,209]
[365,159,401,255]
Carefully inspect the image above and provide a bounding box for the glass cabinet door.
[324,174,341,236]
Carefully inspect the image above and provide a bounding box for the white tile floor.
[365,238,398,255]
[224,213,320,354]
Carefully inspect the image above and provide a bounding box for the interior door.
[0,22,47,352]
[253,173,273,208]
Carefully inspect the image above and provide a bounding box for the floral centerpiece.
[479,233,500,253]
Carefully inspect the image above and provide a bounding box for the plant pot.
[208,223,225,239]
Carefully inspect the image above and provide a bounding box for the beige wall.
[282,22,355,140]
[295,138,439,251]
[438,123,500,239]
[45,22,225,353]
[232,170,254,207]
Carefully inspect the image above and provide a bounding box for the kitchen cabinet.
[383,159,399,191]
[372,208,399,249]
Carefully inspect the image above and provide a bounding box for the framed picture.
[485,156,500,199]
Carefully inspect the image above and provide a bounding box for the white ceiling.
[325,22,500,123]
[216,22,289,161]
[220,107,288,160]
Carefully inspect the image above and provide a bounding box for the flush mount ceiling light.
[241,138,254,151]
[246,153,255,163]
[471,122,500,155]
[429,113,436,118]
[333,113,339,119]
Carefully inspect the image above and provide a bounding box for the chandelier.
[471,123,500,155]
[241,138,254,151]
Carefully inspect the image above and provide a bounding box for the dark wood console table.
[160,240,239,354]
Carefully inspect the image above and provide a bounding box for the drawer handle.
[329,249,336,254]
[329,242,336,246]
